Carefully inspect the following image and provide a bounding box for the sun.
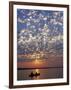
[35,59,39,64]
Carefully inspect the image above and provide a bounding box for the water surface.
[17,68,63,80]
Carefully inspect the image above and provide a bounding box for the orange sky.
[17,56,63,69]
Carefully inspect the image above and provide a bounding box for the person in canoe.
[29,71,40,77]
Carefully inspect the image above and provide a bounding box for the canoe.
[29,72,40,77]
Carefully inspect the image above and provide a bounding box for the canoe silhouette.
[29,72,40,77]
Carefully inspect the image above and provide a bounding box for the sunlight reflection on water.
[17,68,63,80]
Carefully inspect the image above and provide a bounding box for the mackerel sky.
[17,9,63,55]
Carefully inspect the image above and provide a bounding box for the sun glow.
[34,59,40,64]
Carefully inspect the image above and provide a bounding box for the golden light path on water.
[32,58,43,79]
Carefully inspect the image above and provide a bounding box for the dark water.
[17,68,63,80]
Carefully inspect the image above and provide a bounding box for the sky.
[17,9,63,55]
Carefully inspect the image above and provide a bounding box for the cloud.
[18,17,27,24]
[17,9,63,54]
[50,18,63,26]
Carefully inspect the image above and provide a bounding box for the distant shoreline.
[17,67,63,70]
